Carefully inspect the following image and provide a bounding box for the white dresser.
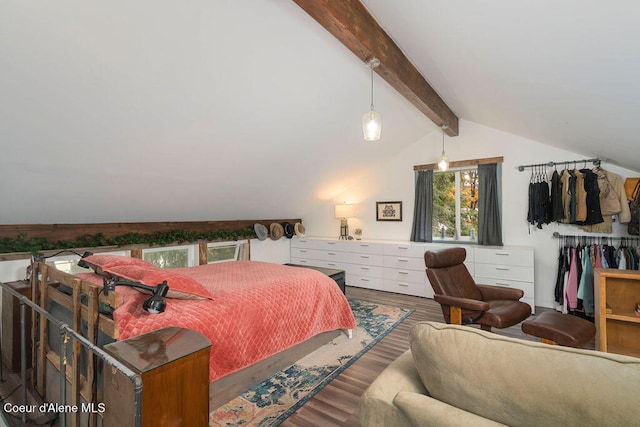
[473,246,535,311]
[290,237,535,311]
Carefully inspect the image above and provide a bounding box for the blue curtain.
[411,170,433,242]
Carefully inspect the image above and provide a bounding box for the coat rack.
[517,158,601,172]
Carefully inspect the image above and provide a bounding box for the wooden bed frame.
[29,253,343,425]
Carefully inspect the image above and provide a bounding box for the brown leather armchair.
[424,247,531,331]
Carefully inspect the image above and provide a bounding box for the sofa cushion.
[393,391,507,427]
[410,321,640,426]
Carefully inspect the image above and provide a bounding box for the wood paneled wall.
[0,219,301,242]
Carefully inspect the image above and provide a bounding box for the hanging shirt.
[617,249,627,270]
[566,247,579,310]
[582,248,595,316]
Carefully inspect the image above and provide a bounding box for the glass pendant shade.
[362,109,382,141]
[438,151,449,171]
[438,124,449,171]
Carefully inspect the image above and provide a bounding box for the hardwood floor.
[0,286,592,427]
[282,286,580,427]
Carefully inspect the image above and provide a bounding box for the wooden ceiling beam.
[293,0,459,136]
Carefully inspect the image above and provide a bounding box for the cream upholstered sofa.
[358,321,640,427]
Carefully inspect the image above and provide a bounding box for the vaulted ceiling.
[2,1,639,225]
[360,0,640,172]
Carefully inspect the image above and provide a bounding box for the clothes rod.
[552,231,638,241]
[517,158,601,172]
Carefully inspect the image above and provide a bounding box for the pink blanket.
[110,261,356,382]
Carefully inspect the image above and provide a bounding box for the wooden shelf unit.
[594,268,640,358]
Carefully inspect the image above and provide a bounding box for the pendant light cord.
[367,57,380,110]
[441,124,448,152]
[370,66,374,109]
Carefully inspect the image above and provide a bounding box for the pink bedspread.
[110,261,356,382]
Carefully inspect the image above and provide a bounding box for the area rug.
[209,298,413,427]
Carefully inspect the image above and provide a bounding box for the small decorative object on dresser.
[376,201,402,221]
[354,228,363,240]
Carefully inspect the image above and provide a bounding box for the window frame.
[206,240,249,264]
[412,156,503,245]
[47,250,130,274]
[142,244,198,268]
[432,167,479,243]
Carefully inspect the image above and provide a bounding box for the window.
[143,245,197,268]
[48,250,130,274]
[433,168,479,241]
[411,157,503,245]
[207,240,249,263]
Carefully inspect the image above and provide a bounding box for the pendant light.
[438,124,449,171]
[362,57,382,141]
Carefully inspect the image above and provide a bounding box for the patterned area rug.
[209,298,413,427]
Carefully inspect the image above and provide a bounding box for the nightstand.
[103,327,211,426]
[1,280,32,372]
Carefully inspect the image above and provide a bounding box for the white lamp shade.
[335,203,356,219]
[362,110,382,141]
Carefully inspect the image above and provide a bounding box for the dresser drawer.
[290,257,348,272]
[383,279,430,298]
[383,268,426,284]
[474,247,533,267]
[474,263,533,283]
[345,252,384,266]
[347,275,383,290]
[345,264,384,279]
[475,276,535,308]
[292,238,348,252]
[383,243,426,258]
[344,241,384,255]
[290,248,347,263]
[383,256,425,271]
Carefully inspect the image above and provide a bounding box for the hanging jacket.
[582,168,631,233]
[575,169,603,225]
[550,170,565,221]
[574,169,587,222]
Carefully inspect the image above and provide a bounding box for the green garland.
[0,228,257,255]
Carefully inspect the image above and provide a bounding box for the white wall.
[302,119,639,308]
[0,259,30,283]
[250,238,291,264]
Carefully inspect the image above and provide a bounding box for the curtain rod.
[517,158,601,172]
[552,231,638,242]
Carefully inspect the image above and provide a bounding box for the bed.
[30,254,356,423]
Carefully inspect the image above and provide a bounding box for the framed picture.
[376,201,402,221]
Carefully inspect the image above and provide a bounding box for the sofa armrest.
[477,284,524,301]
[433,294,490,311]
[358,350,428,427]
[393,391,507,427]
